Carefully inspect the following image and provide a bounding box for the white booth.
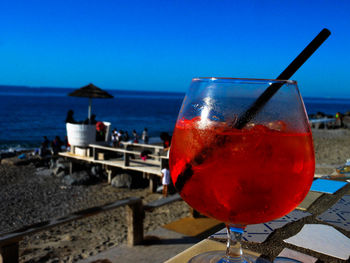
[66,122,111,155]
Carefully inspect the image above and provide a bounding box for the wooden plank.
[59,152,162,176]
[148,174,157,193]
[163,217,223,238]
[144,194,182,210]
[123,142,167,159]
[126,199,144,246]
[90,143,168,160]
[59,152,95,162]
[0,197,141,247]
[0,242,19,263]
[130,159,161,167]
[94,159,161,175]
[123,142,164,150]
[90,144,141,155]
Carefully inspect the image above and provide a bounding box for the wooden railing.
[0,194,181,263]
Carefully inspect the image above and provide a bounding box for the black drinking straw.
[234,28,331,129]
[175,28,331,193]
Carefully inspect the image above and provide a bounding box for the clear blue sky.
[0,0,349,97]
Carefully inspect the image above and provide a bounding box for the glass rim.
[192,77,297,85]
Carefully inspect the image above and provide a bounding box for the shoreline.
[1,128,350,262]
[0,137,163,154]
[0,112,347,153]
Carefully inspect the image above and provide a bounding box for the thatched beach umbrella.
[68,83,113,123]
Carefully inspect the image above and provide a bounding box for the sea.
[1,85,350,152]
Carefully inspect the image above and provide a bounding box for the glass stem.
[224,224,246,263]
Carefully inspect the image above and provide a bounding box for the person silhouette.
[142,128,149,144]
[65,110,77,123]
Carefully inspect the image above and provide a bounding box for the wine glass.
[169,77,315,263]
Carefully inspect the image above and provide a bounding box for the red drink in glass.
[170,117,315,225]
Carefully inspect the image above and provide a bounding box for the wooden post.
[124,153,130,166]
[126,199,144,246]
[149,174,158,193]
[154,148,160,161]
[0,242,19,263]
[106,167,113,184]
[123,144,131,166]
[70,145,76,154]
[69,161,73,175]
[93,147,98,160]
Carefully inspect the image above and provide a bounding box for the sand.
[0,163,190,262]
[1,128,350,262]
[313,129,350,166]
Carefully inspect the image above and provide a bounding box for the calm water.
[1,85,350,151]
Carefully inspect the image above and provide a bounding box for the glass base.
[188,250,270,263]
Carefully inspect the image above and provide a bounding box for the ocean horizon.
[2,85,350,151]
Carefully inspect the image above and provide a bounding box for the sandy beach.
[0,157,191,262]
[1,128,350,262]
[313,128,350,166]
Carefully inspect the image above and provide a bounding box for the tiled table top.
[165,179,350,263]
[211,210,311,243]
[317,194,350,231]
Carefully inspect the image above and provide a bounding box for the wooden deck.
[59,151,162,175]
[59,142,169,189]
